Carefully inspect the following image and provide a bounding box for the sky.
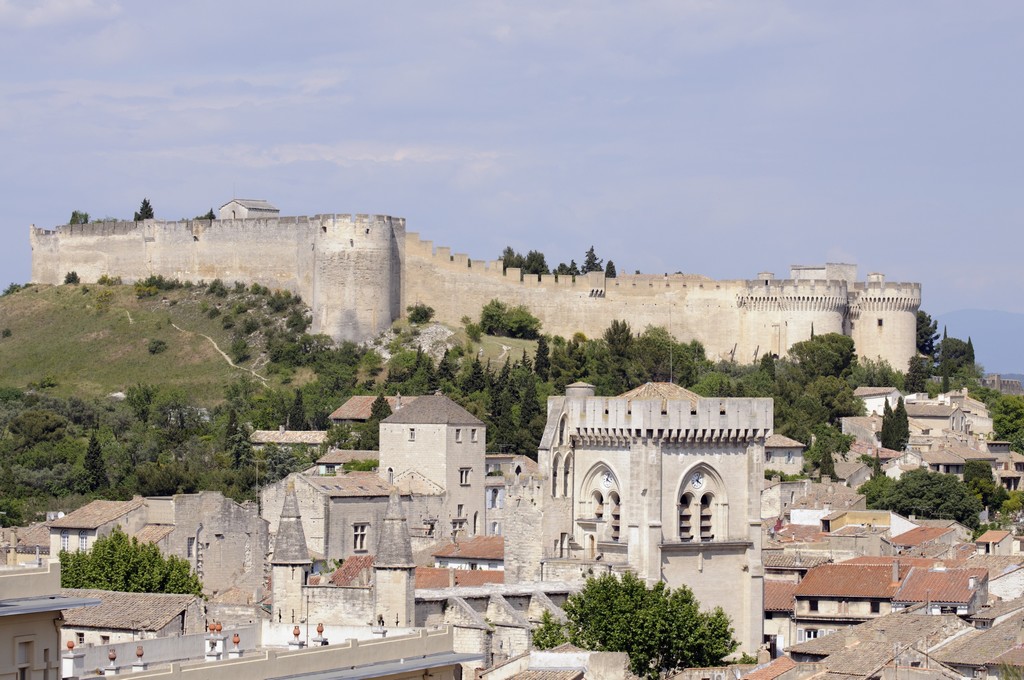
[2,2,1023,367]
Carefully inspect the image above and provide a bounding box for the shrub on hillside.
[64,271,80,285]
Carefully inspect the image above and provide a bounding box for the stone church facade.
[505,381,772,654]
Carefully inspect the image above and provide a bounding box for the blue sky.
[2,2,1022,366]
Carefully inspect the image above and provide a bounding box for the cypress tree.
[880,399,895,449]
[605,260,617,278]
[894,397,909,451]
[84,432,107,491]
[535,336,550,381]
[288,389,308,430]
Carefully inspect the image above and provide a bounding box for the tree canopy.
[134,198,154,221]
[861,468,982,528]
[60,527,203,595]
[537,572,737,678]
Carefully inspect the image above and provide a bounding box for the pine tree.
[288,389,308,430]
[820,448,836,479]
[134,198,154,221]
[437,349,457,385]
[604,260,617,278]
[966,337,975,365]
[905,356,929,393]
[369,394,393,421]
[582,246,603,274]
[84,432,107,491]
[535,336,550,381]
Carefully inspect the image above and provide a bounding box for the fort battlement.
[30,214,920,368]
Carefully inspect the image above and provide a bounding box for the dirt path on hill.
[171,323,268,385]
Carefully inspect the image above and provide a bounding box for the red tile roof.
[741,656,796,680]
[795,564,905,599]
[764,581,797,612]
[976,530,1011,544]
[433,536,504,561]
[893,567,988,605]
[889,526,954,547]
[327,555,376,587]
[414,567,505,589]
[841,556,944,569]
[329,395,420,422]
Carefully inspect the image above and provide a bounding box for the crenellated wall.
[29,215,920,367]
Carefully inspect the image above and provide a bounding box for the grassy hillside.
[0,283,307,405]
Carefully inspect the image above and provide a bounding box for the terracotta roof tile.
[889,526,954,547]
[764,581,797,612]
[854,386,900,397]
[316,449,379,465]
[61,588,198,631]
[414,567,504,589]
[250,430,327,445]
[306,472,394,497]
[786,611,970,657]
[932,611,1024,667]
[741,656,796,680]
[382,394,484,426]
[329,395,420,422]
[134,524,174,544]
[976,530,1011,544]
[905,403,956,418]
[893,567,987,604]
[794,564,905,599]
[321,555,375,587]
[765,434,805,448]
[512,671,582,680]
[617,382,701,405]
[49,498,145,530]
[433,536,504,561]
[762,551,832,570]
[964,555,1024,579]
[15,522,51,547]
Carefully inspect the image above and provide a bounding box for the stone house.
[763,580,798,657]
[763,434,806,476]
[853,386,901,416]
[218,198,279,220]
[60,589,204,646]
[505,381,773,655]
[791,563,911,642]
[48,498,147,555]
[433,535,504,570]
[378,393,487,540]
[883,526,959,557]
[976,530,1017,556]
[314,449,378,476]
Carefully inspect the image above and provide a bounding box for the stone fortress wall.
[30,213,920,367]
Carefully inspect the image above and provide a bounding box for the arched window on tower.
[700,493,714,541]
[609,491,621,542]
[387,467,394,485]
[679,493,694,542]
[562,454,572,497]
[592,490,604,520]
[552,454,561,497]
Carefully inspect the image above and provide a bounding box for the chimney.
[279,425,285,433]
[395,393,402,411]
[969,576,977,589]
[892,558,900,583]
[448,569,456,588]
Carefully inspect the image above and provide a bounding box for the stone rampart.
[29,215,919,367]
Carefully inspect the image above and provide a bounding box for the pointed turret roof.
[272,486,310,565]
[374,490,414,568]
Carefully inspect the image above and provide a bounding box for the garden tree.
[559,572,737,678]
[788,333,856,380]
[69,210,89,224]
[532,610,568,649]
[84,431,107,491]
[605,260,617,278]
[60,527,202,595]
[846,358,904,392]
[523,250,551,276]
[479,299,542,339]
[858,473,894,508]
[880,398,909,451]
[869,468,982,529]
[905,356,931,394]
[937,334,975,378]
[916,310,939,359]
[964,459,1009,511]
[993,395,1024,452]
[195,208,216,221]
[582,246,603,274]
[805,424,851,476]
[134,198,155,221]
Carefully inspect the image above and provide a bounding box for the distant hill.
[936,309,1024,375]
[0,283,304,404]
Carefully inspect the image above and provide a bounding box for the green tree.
[916,311,939,359]
[871,468,982,528]
[605,260,617,278]
[195,209,216,221]
[993,395,1024,452]
[534,336,550,381]
[523,250,551,276]
[532,610,568,649]
[582,246,603,274]
[84,432,107,491]
[60,527,202,595]
[407,303,435,324]
[63,271,80,285]
[905,356,931,394]
[893,397,909,451]
[288,389,308,430]
[562,572,737,678]
[69,211,90,225]
[134,198,154,221]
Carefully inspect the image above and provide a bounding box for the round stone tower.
[310,214,406,343]
[849,273,921,371]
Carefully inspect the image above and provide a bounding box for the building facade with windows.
[504,381,772,654]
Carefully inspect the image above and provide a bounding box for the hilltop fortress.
[29,209,921,367]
